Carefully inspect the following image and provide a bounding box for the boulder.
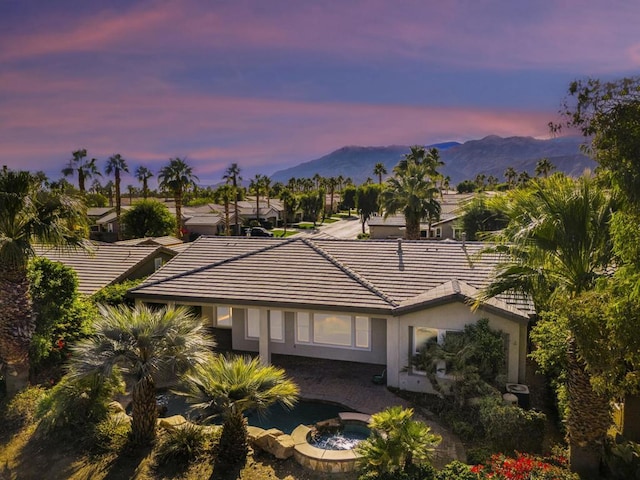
[158,415,188,431]
[254,428,295,459]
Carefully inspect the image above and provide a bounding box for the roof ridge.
[130,238,295,292]
[302,238,399,307]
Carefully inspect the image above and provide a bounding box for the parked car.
[245,226,274,237]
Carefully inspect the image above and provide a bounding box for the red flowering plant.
[471,452,578,480]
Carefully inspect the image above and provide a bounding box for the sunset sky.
[1,0,638,186]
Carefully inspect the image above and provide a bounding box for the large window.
[216,306,232,328]
[412,327,460,377]
[295,312,370,349]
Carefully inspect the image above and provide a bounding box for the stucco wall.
[387,301,525,394]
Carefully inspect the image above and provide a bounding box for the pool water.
[156,393,355,434]
[310,423,370,450]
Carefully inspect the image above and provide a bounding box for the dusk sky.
[1,1,639,187]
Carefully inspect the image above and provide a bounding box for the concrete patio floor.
[271,354,466,467]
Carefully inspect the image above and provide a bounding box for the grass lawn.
[272,229,298,238]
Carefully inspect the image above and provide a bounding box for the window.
[216,306,232,328]
[412,327,461,377]
[296,312,310,343]
[246,308,259,339]
[154,257,163,270]
[355,316,370,348]
[295,312,370,349]
[435,227,442,238]
[314,313,352,346]
[270,310,284,342]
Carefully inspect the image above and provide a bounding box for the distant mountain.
[269,136,595,186]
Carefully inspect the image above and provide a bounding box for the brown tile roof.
[131,236,533,317]
[34,244,173,295]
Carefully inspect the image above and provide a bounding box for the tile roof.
[34,244,172,295]
[131,237,533,317]
[115,236,184,247]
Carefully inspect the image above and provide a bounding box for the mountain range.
[269,135,596,186]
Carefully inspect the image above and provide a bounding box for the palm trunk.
[175,190,183,239]
[215,410,249,471]
[130,374,158,444]
[115,171,122,240]
[566,337,610,478]
[0,265,34,397]
[405,217,420,240]
[224,201,231,236]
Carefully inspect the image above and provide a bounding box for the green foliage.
[456,179,477,193]
[357,406,441,476]
[605,440,640,479]
[36,373,122,441]
[359,463,437,480]
[473,452,578,479]
[28,257,95,369]
[434,461,475,480]
[299,190,324,225]
[120,199,176,239]
[1,385,46,432]
[92,413,131,452]
[356,183,381,232]
[459,196,508,241]
[156,423,215,466]
[341,185,357,213]
[92,278,143,307]
[84,192,108,207]
[477,396,546,454]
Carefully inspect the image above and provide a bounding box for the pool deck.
[271,354,466,467]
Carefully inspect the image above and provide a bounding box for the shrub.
[1,386,46,433]
[92,278,143,307]
[359,463,437,480]
[92,414,131,452]
[478,397,546,454]
[120,199,176,238]
[474,452,578,480]
[435,460,475,480]
[605,440,640,479]
[155,423,215,466]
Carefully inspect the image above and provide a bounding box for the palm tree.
[0,168,87,396]
[357,406,441,475]
[214,184,234,236]
[381,149,441,240]
[373,162,387,185]
[69,304,214,444]
[181,355,298,469]
[476,174,615,476]
[504,166,517,188]
[223,164,242,235]
[105,154,129,240]
[158,158,198,238]
[135,166,154,199]
[62,149,101,193]
[535,158,556,178]
[279,188,298,234]
[249,174,266,223]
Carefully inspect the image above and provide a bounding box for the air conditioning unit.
[505,383,530,409]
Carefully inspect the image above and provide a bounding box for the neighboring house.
[237,199,283,226]
[369,193,473,240]
[115,236,187,254]
[34,244,176,295]
[129,236,533,394]
[184,214,226,237]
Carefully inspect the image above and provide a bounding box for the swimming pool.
[156,392,356,434]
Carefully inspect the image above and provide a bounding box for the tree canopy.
[120,199,176,239]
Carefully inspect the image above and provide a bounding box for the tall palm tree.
[158,158,198,238]
[181,355,299,469]
[476,174,615,476]
[69,304,214,444]
[326,177,339,216]
[135,165,154,199]
[0,168,87,396]
[223,164,242,235]
[214,184,234,236]
[249,174,266,223]
[62,149,101,193]
[381,151,441,240]
[373,162,387,185]
[504,166,517,188]
[535,157,556,178]
[105,154,129,239]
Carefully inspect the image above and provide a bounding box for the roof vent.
[397,238,403,254]
[461,232,466,246]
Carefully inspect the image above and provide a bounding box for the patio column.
[386,316,399,388]
[258,308,271,365]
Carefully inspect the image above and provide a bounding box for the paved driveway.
[298,216,367,239]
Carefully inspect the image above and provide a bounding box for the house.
[34,243,176,295]
[369,193,474,240]
[129,236,533,394]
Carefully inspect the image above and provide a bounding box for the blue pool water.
[156,393,355,434]
[310,423,371,450]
